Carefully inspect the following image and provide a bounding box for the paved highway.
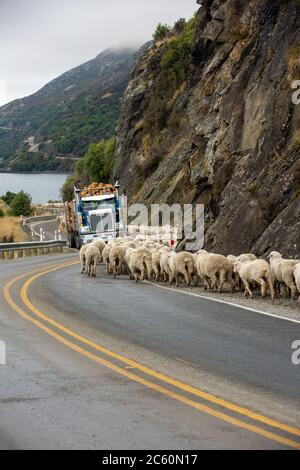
[27,216,65,241]
[0,254,300,449]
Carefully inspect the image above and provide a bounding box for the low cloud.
[0,0,197,105]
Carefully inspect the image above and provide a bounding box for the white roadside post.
[58,229,62,241]
[40,228,43,242]
[43,230,46,241]
[54,230,57,241]
[0,341,6,365]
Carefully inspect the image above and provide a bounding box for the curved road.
[0,253,300,449]
[27,216,66,241]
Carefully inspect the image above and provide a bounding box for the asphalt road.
[0,253,300,450]
[28,217,65,241]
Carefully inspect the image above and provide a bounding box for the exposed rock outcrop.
[115,0,300,256]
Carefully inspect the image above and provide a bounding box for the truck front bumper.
[80,231,125,245]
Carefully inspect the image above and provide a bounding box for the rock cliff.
[115,0,300,256]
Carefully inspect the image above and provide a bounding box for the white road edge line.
[145,281,300,325]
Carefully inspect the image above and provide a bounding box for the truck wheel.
[67,233,76,249]
[67,233,72,248]
[75,236,81,250]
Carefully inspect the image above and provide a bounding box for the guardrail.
[0,240,67,261]
[21,214,63,241]
[23,215,59,224]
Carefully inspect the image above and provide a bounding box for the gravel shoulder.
[148,281,300,323]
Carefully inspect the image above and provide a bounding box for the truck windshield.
[81,199,116,212]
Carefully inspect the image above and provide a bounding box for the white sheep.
[85,245,101,277]
[160,251,172,283]
[79,244,89,273]
[92,239,106,260]
[109,245,126,278]
[269,251,299,299]
[102,244,112,273]
[238,253,257,262]
[151,251,162,282]
[293,263,300,303]
[127,249,152,282]
[227,255,242,290]
[234,259,275,300]
[169,251,195,287]
[196,252,234,293]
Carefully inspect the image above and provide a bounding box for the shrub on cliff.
[160,15,197,90]
[142,16,197,145]
[153,23,171,41]
[61,175,83,202]
[76,137,115,183]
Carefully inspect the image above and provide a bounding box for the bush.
[1,234,15,243]
[1,191,17,205]
[143,16,197,138]
[160,15,197,90]
[174,18,187,34]
[76,137,115,183]
[153,23,171,41]
[61,175,83,202]
[9,191,32,216]
[0,208,4,217]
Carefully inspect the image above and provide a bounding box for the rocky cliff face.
[115,0,300,256]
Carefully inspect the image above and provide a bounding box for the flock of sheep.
[79,237,300,303]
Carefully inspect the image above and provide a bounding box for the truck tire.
[67,233,76,249]
[75,236,81,250]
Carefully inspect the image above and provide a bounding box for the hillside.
[114,0,300,256]
[0,46,145,172]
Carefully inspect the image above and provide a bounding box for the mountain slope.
[114,0,300,256]
[0,46,145,172]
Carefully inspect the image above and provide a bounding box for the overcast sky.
[0,0,198,106]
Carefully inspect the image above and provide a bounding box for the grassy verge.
[0,200,28,242]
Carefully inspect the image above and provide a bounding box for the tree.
[1,191,17,205]
[77,137,115,183]
[153,23,171,41]
[174,18,186,34]
[61,175,83,202]
[9,191,32,216]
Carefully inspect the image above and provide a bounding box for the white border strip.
[145,281,300,325]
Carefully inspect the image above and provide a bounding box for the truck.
[65,182,124,249]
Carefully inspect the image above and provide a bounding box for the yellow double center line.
[3,260,300,449]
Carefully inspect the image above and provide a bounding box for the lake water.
[0,173,69,204]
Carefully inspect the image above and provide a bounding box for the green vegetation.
[4,191,32,217]
[1,234,15,243]
[61,137,115,201]
[0,46,136,172]
[153,23,171,41]
[0,208,4,218]
[136,15,197,178]
[160,15,197,89]
[1,191,17,205]
[0,98,120,172]
[10,151,59,172]
[61,175,83,202]
[143,16,197,137]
